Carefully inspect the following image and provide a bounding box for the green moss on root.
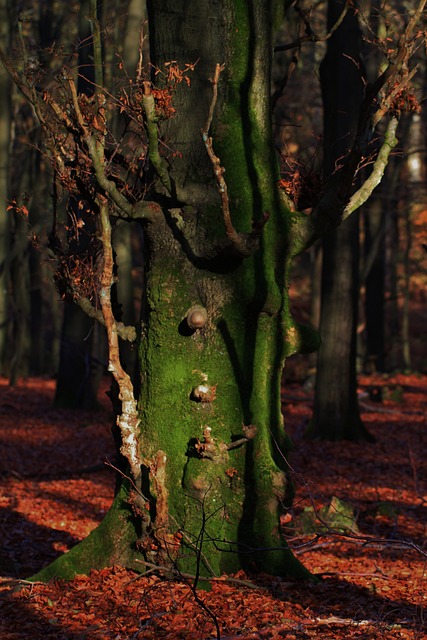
[30,483,140,582]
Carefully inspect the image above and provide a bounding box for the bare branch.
[76,296,137,342]
[141,81,172,194]
[97,200,147,519]
[343,117,399,219]
[201,66,238,246]
[372,66,419,128]
[272,47,301,110]
[44,93,78,132]
[0,47,60,157]
[365,0,426,127]
[88,0,103,93]
[65,72,156,221]
[202,64,269,257]
[291,0,425,253]
[274,0,350,52]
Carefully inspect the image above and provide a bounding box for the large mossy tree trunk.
[26,0,413,582]
[139,0,306,578]
[33,0,313,582]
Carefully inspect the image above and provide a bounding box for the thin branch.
[136,30,144,84]
[226,424,257,451]
[98,204,140,474]
[201,64,237,244]
[76,296,137,342]
[97,197,149,530]
[88,0,103,93]
[64,72,155,221]
[372,66,419,129]
[343,117,399,219]
[274,0,350,52]
[226,437,248,451]
[142,81,172,194]
[0,47,63,173]
[272,47,301,110]
[133,559,268,589]
[44,93,78,132]
[203,63,224,131]
[294,528,427,560]
[202,63,269,257]
[104,460,149,500]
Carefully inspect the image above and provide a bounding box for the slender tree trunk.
[401,112,424,370]
[386,188,401,369]
[364,197,386,372]
[54,304,102,409]
[313,215,366,439]
[28,149,54,376]
[0,0,11,372]
[308,244,322,376]
[111,0,147,376]
[310,0,371,440]
[9,213,31,384]
[54,0,105,408]
[401,205,412,369]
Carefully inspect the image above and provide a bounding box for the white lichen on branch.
[97,199,145,488]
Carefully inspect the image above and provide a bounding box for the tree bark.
[54,0,105,408]
[22,0,416,580]
[32,0,315,581]
[312,214,368,439]
[364,197,386,372]
[0,0,11,373]
[310,0,372,440]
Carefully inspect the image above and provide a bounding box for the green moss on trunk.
[136,0,312,577]
[31,0,313,583]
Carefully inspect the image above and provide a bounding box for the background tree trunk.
[54,0,105,408]
[310,0,371,440]
[364,196,386,372]
[0,0,11,373]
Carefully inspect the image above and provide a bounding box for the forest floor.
[0,373,426,639]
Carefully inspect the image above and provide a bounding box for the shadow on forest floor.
[0,374,426,639]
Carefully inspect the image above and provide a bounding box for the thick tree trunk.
[2,0,413,584]
[32,0,315,582]
[136,0,316,578]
